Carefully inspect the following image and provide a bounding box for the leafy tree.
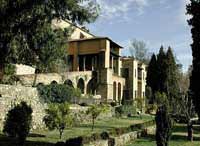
[178,93,195,141]
[129,39,150,63]
[155,92,172,146]
[86,104,107,131]
[37,84,81,103]
[43,102,72,139]
[187,0,200,118]
[146,54,158,103]
[0,0,99,79]
[3,101,32,146]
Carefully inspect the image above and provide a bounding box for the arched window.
[118,83,121,102]
[64,80,74,88]
[113,82,117,101]
[87,78,97,95]
[77,78,85,94]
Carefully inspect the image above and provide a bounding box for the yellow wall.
[52,19,94,39]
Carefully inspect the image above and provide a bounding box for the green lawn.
[0,115,153,146]
[127,124,200,146]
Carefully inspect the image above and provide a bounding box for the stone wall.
[85,126,155,146]
[0,84,46,130]
[15,64,35,75]
[0,84,112,130]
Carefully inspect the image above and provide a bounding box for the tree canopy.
[146,46,179,106]
[187,0,200,119]
[146,53,158,102]
[0,0,99,73]
[129,39,150,63]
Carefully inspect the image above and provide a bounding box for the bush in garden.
[115,105,137,117]
[100,131,110,140]
[3,101,32,146]
[43,102,72,139]
[86,104,108,131]
[115,106,123,117]
[37,83,81,103]
[155,92,172,146]
[0,63,19,85]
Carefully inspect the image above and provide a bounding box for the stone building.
[1,19,147,105]
[51,19,147,104]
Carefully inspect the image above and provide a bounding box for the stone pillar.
[117,57,120,76]
[111,56,114,70]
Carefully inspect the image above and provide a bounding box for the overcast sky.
[86,0,192,72]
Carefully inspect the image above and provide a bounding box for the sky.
[86,0,192,72]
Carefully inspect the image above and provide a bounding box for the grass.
[0,115,153,146]
[126,124,200,146]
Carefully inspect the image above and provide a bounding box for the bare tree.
[129,39,149,63]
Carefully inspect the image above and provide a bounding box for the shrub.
[55,142,65,146]
[0,63,19,85]
[43,102,72,139]
[108,138,115,146]
[37,83,81,103]
[3,64,16,75]
[156,105,172,146]
[100,131,109,140]
[65,136,84,146]
[3,101,32,146]
[115,106,123,117]
[86,104,108,131]
[115,105,136,117]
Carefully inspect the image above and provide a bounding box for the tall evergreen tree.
[146,54,158,103]
[187,0,200,118]
[157,46,168,93]
[166,47,179,99]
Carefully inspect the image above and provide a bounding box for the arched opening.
[118,83,121,103]
[51,80,58,85]
[87,78,97,95]
[64,80,74,88]
[77,78,85,94]
[113,82,117,101]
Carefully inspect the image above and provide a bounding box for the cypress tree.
[156,105,172,146]
[187,0,200,118]
[157,46,168,93]
[146,54,158,103]
[166,47,179,100]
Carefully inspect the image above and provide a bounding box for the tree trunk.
[92,118,95,131]
[32,67,39,87]
[187,122,193,141]
[59,130,63,139]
